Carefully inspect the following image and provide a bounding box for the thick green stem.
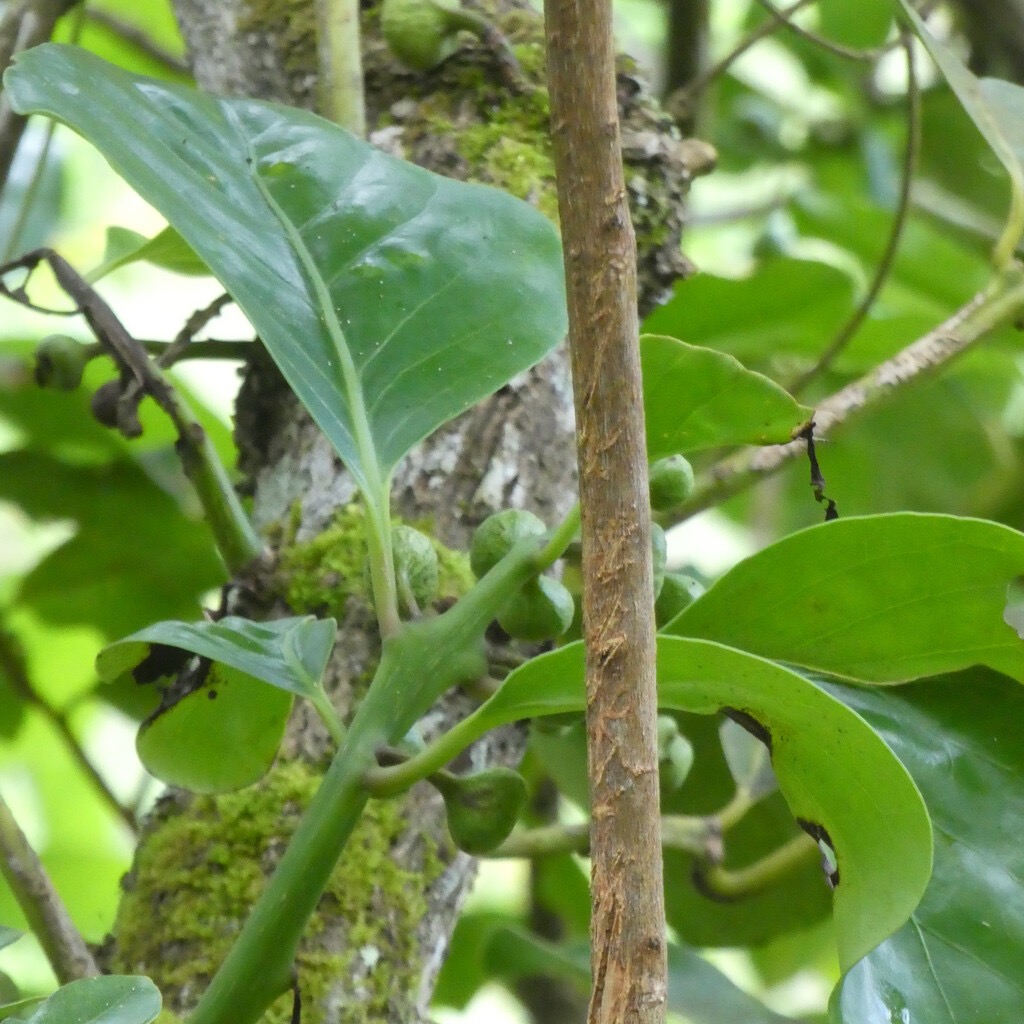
[315,0,365,136]
[697,833,817,900]
[176,422,263,574]
[187,538,545,1024]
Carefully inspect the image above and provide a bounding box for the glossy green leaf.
[20,976,160,1024]
[665,713,835,947]
[827,670,1024,1023]
[641,259,856,363]
[5,45,567,494]
[667,513,1024,684]
[641,335,810,458]
[136,661,292,793]
[96,615,336,703]
[89,225,209,281]
[0,929,20,952]
[473,638,932,970]
[898,1,1024,263]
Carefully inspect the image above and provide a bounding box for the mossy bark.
[105,2,710,1020]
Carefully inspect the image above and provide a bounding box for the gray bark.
[108,2,705,1020]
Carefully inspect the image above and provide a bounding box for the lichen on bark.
[110,762,454,1023]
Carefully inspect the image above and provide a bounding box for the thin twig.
[83,8,189,76]
[0,249,264,572]
[750,0,896,63]
[675,0,817,104]
[0,0,77,193]
[790,28,921,395]
[156,292,235,367]
[694,833,817,901]
[0,623,137,833]
[1,2,84,261]
[0,791,100,982]
[678,265,1024,519]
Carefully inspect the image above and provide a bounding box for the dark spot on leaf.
[723,707,772,754]
[207,689,218,700]
[133,643,190,685]
[797,818,840,888]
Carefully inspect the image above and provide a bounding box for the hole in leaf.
[1004,576,1024,638]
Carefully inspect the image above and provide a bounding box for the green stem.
[537,502,580,569]
[697,833,817,900]
[485,814,710,859]
[241,127,400,635]
[362,705,490,796]
[315,0,366,136]
[309,688,346,746]
[187,537,545,1024]
[175,421,264,574]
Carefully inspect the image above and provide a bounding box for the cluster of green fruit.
[464,453,702,640]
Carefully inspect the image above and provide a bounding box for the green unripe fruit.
[497,575,574,642]
[433,766,527,854]
[381,0,463,70]
[655,572,705,625]
[34,334,88,391]
[656,715,694,793]
[365,526,439,615]
[660,734,695,793]
[651,522,667,599]
[392,525,439,612]
[649,454,695,511]
[470,508,546,579]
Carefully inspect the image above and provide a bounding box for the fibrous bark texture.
[545,1,666,1023]
[108,2,707,1020]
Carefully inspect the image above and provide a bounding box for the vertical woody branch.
[544,5,667,1024]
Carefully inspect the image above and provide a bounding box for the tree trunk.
[102,3,707,1021]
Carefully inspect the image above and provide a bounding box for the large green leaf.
[641,334,810,458]
[827,670,1024,1023]
[469,638,931,971]
[641,259,856,364]
[96,615,337,701]
[135,662,292,793]
[666,514,1024,684]
[19,976,160,1024]
[5,45,567,494]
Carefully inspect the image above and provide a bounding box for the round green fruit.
[497,575,574,642]
[381,0,461,70]
[470,508,546,579]
[34,334,88,391]
[655,572,705,625]
[392,525,439,613]
[649,454,695,511]
[433,767,527,854]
